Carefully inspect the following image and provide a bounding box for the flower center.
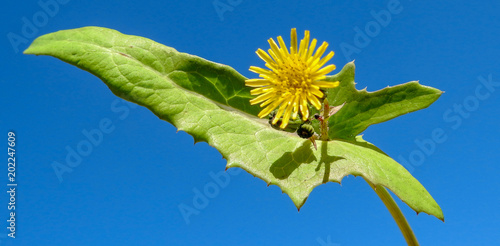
[274,54,311,96]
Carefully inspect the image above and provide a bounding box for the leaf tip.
[345,60,355,70]
[295,197,308,211]
[23,45,38,55]
[416,210,445,222]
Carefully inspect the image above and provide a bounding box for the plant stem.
[320,99,329,141]
[365,178,419,246]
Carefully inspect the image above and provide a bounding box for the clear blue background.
[1,0,499,245]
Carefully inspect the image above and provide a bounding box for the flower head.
[246,28,340,129]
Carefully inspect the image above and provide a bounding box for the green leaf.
[24,26,443,220]
[325,62,443,140]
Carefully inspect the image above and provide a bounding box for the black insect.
[296,123,315,139]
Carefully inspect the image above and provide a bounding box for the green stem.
[320,98,329,141]
[365,178,419,246]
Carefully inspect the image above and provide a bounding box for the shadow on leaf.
[315,141,344,183]
[270,140,315,179]
[270,140,343,180]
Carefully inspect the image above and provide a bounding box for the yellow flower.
[246,28,340,129]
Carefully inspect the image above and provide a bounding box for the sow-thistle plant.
[24,26,444,246]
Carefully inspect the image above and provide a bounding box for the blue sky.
[1,0,500,245]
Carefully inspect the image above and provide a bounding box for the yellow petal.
[249,92,274,105]
[260,95,279,107]
[299,98,309,120]
[310,87,324,98]
[298,30,310,57]
[245,78,271,87]
[280,102,295,128]
[272,100,289,125]
[291,95,300,119]
[268,39,283,62]
[290,28,298,55]
[311,41,329,62]
[249,66,272,75]
[306,39,317,58]
[307,94,322,109]
[267,49,281,65]
[258,98,283,118]
[312,64,336,77]
[277,36,289,55]
[311,51,334,71]
[256,49,276,66]
[313,81,339,88]
[250,87,271,95]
